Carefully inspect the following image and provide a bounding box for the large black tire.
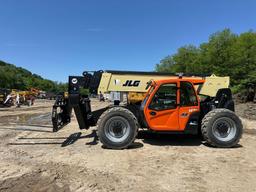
[201,108,243,148]
[97,107,139,149]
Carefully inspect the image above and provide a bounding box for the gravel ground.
[0,99,255,192]
[235,102,256,120]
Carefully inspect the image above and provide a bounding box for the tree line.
[0,60,67,93]
[155,29,256,92]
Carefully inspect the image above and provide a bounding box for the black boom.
[51,71,103,132]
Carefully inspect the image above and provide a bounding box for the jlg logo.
[123,80,140,87]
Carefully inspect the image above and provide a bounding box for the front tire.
[201,108,243,148]
[97,107,139,149]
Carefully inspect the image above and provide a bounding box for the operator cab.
[141,79,200,133]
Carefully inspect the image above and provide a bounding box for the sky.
[0,0,256,82]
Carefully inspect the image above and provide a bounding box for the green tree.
[156,29,256,89]
[0,60,67,93]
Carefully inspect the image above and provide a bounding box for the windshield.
[147,84,155,96]
[141,84,155,107]
[193,83,210,102]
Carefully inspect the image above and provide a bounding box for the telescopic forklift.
[52,70,243,149]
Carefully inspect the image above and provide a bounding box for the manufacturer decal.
[123,80,140,87]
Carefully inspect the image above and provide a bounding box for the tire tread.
[201,108,243,147]
[97,107,139,149]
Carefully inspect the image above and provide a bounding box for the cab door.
[144,83,180,131]
[178,81,200,131]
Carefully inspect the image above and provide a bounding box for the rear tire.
[97,107,139,149]
[201,108,243,148]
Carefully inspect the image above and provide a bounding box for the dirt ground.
[236,102,256,120]
[0,99,256,192]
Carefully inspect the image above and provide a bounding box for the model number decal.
[181,113,188,117]
[189,108,198,113]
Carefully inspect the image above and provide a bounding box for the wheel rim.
[212,117,237,142]
[104,116,131,143]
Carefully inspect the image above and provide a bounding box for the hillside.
[0,60,67,92]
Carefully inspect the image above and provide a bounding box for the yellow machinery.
[18,88,39,105]
[0,90,6,103]
[96,71,229,103]
[2,88,40,106]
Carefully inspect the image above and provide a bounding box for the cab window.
[149,83,177,110]
[180,82,198,106]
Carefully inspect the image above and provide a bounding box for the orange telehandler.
[52,71,243,149]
